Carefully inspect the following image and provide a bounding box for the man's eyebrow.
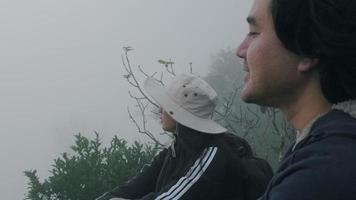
[246,16,257,26]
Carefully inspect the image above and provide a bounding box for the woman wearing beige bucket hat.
[96,73,273,200]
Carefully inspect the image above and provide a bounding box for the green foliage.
[24,133,159,200]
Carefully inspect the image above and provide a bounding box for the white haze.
[0,0,252,199]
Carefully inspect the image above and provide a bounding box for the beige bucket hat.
[143,73,226,134]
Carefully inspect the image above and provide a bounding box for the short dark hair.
[271,0,356,103]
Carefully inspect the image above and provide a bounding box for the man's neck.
[280,87,332,131]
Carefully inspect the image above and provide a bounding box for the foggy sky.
[0,0,252,199]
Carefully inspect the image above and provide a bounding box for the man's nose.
[236,39,248,59]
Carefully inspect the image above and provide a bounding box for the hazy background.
[0,0,252,199]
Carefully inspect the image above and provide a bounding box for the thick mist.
[0,0,251,199]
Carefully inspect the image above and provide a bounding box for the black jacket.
[97,126,273,200]
[259,101,356,200]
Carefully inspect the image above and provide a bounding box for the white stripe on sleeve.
[155,147,218,200]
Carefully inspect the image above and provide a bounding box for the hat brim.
[143,77,227,134]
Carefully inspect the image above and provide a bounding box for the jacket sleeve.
[137,146,227,200]
[96,149,168,200]
[261,136,356,200]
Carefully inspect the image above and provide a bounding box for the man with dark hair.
[237,0,356,199]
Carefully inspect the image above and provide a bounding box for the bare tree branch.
[122,48,159,108]
[189,62,193,73]
[127,107,164,146]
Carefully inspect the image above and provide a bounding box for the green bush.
[24,133,159,200]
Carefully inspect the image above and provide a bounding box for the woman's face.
[160,108,177,133]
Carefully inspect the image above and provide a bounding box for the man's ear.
[298,58,319,72]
